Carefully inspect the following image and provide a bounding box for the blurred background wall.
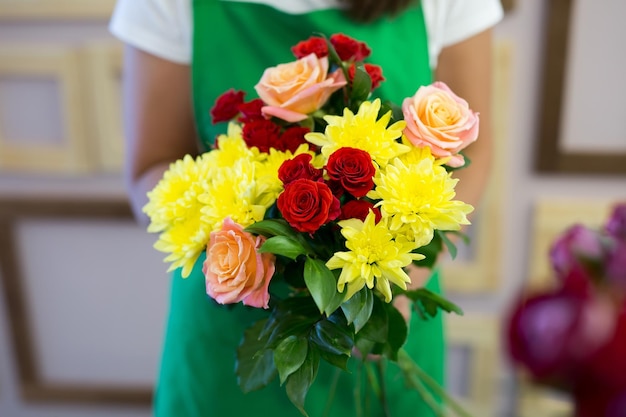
[0,1,624,416]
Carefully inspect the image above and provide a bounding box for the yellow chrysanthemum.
[154,215,210,278]
[368,156,473,248]
[143,154,213,277]
[200,158,271,231]
[206,123,254,168]
[326,212,424,303]
[305,99,409,167]
[396,141,446,167]
[143,154,211,232]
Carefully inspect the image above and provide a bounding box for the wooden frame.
[527,199,617,291]
[441,40,512,294]
[0,0,116,20]
[0,45,93,174]
[536,0,626,174]
[446,313,501,416]
[515,380,573,417]
[83,42,124,173]
[0,197,152,405]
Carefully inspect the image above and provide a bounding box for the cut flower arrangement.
[144,33,480,416]
[506,203,626,417]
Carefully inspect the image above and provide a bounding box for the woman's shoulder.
[109,0,192,64]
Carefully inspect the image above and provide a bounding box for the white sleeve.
[109,0,192,64]
[422,0,504,69]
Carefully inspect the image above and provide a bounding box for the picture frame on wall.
[446,313,502,416]
[0,45,94,174]
[83,42,125,173]
[0,197,169,405]
[536,0,626,174]
[0,0,115,20]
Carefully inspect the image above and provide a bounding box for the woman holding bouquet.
[110,0,503,416]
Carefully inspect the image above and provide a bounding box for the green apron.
[154,2,445,416]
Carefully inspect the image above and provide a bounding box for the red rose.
[278,126,310,153]
[348,63,385,90]
[327,179,345,198]
[278,154,323,185]
[340,199,381,223]
[238,98,265,123]
[291,36,329,59]
[210,89,245,123]
[242,119,282,153]
[326,147,376,198]
[277,179,340,233]
[330,33,371,61]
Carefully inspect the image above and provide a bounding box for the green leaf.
[281,259,306,288]
[319,350,350,371]
[350,63,372,103]
[380,100,403,122]
[245,219,298,239]
[304,257,341,315]
[260,297,321,348]
[437,230,459,260]
[274,335,308,385]
[236,320,277,393]
[383,303,408,361]
[323,36,345,71]
[357,296,388,344]
[260,235,309,260]
[341,287,374,333]
[354,338,376,358]
[310,318,354,356]
[447,229,471,246]
[404,288,464,318]
[286,345,321,417]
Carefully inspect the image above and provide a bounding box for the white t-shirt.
[110,0,503,69]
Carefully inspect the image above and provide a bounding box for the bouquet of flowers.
[506,203,626,417]
[145,33,480,416]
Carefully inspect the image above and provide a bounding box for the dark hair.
[341,0,417,23]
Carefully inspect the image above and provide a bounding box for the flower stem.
[376,361,392,417]
[322,368,341,417]
[354,362,363,417]
[397,348,476,417]
[405,370,447,417]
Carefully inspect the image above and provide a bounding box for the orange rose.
[402,81,479,167]
[203,217,275,309]
[254,53,346,123]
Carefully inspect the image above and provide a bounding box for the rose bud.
[210,89,245,123]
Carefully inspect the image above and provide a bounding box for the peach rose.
[255,53,346,123]
[402,81,479,167]
[203,217,275,309]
